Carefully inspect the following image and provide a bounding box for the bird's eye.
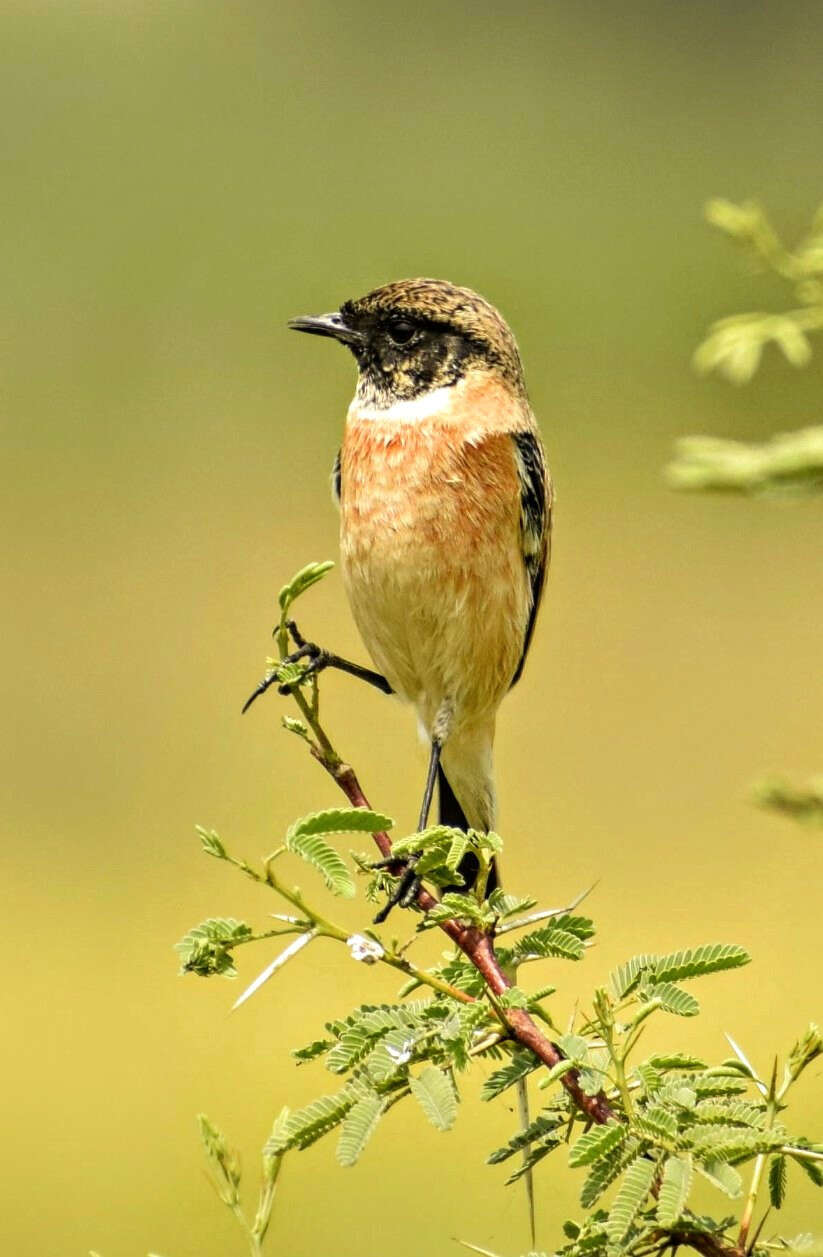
[387,318,416,345]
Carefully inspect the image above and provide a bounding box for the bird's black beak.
[288,311,364,349]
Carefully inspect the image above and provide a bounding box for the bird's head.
[289,278,525,406]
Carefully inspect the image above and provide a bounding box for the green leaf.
[365,1028,422,1084]
[427,893,490,927]
[288,807,393,840]
[278,560,334,612]
[693,1099,766,1128]
[769,1154,787,1209]
[497,985,530,1009]
[686,1070,749,1097]
[555,1034,590,1064]
[482,1048,540,1100]
[326,1024,382,1074]
[652,943,750,984]
[336,1093,385,1166]
[656,1083,698,1110]
[486,890,538,918]
[695,1158,743,1198]
[687,1124,785,1162]
[605,1156,656,1245]
[569,1122,625,1167]
[198,1113,241,1205]
[389,824,462,856]
[648,1052,707,1071]
[510,926,585,963]
[504,1133,563,1184]
[537,1058,577,1089]
[266,1093,353,1153]
[286,830,355,897]
[788,1023,823,1080]
[609,954,657,999]
[635,1062,663,1096]
[656,1155,692,1226]
[281,715,309,739]
[409,1066,458,1131]
[445,831,470,871]
[635,1103,677,1142]
[645,983,699,1017]
[292,1038,333,1064]
[546,913,596,940]
[790,1148,823,1187]
[488,1113,566,1164]
[195,826,227,860]
[325,1002,430,1075]
[175,918,253,977]
[580,1140,640,1208]
[478,829,504,855]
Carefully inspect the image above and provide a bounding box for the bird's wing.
[509,428,552,688]
[331,448,342,505]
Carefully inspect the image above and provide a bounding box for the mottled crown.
[342,278,525,390]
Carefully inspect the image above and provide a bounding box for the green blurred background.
[2,2,822,1253]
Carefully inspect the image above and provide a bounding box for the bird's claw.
[276,640,329,692]
[372,854,422,924]
[242,625,332,713]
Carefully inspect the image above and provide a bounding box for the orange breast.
[339,397,530,730]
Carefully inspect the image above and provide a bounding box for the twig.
[312,752,616,1125]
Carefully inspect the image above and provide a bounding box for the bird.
[281,279,552,914]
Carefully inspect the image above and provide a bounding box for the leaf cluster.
[693,199,823,386]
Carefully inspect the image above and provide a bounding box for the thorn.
[725,1032,768,1096]
[230,931,316,1010]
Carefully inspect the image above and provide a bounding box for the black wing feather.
[331,449,341,504]
[510,429,551,688]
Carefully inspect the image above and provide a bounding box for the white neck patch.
[348,383,461,426]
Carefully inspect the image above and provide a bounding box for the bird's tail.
[437,758,499,895]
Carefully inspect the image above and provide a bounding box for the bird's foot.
[372,854,422,924]
[242,623,336,713]
[243,621,392,713]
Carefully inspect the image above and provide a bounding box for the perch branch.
[317,755,616,1125]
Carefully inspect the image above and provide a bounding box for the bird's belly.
[339,420,529,734]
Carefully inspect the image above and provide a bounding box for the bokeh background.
[3,2,822,1254]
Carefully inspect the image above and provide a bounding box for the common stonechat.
[275,279,552,911]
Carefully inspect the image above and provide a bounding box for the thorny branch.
[323,756,616,1125]
[311,754,745,1257]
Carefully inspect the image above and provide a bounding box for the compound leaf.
[482,1049,541,1101]
[336,1093,385,1167]
[510,926,585,962]
[569,1122,625,1168]
[278,560,334,612]
[488,1112,566,1164]
[175,917,253,977]
[286,830,355,897]
[409,1066,458,1131]
[657,1155,693,1226]
[695,1158,743,1198]
[769,1154,787,1209]
[288,808,393,840]
[580,1140,640,1208]
[605,1156,656,1245]
[266,1093,352,1153]
[653,944,750,984]
[609,954,657,999]
[646,983,699,1018]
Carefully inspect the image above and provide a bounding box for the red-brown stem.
[327,758,616,1125]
